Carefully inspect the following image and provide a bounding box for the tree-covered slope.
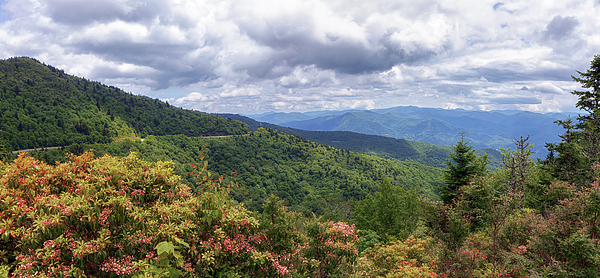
[30,128,444,216]
[0,57,249,150]
[218,113,503,169]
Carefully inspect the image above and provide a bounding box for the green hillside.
[219,113,503,169]
[30,128,444,216]
[0,57,249,151]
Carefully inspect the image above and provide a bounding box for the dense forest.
[25,128,444,218]
[0,57,249,150]
[2,55,600,277]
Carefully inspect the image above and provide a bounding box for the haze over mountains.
[248,107,574,158]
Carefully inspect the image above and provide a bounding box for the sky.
[0,0,599,114]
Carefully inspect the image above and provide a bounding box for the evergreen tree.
[572,54,600,122]
[441,133,488,204]
[546,54,600,185]
[572,55,600,167]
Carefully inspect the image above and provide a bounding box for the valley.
[2,56,600,277]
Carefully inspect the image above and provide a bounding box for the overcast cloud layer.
[1,0,599,113]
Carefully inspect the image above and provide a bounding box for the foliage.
[420,159,600,277]
[304,220,359,277]
[29,129,444,217]
[545,118,590,185]
[353,178,419,244]
[0,140,10,163]
[441,134,488,204]
[546,54,600,186]
[354,236,442,278]
[0,152,360,277]
[525,180,600,277]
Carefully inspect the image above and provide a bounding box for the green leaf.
[168,267,181,278]
[173,236,189,248]
[155,241,175,255]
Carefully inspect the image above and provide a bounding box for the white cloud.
[219,85,261,98]
[0,0,598,113]
[533,82,565,95]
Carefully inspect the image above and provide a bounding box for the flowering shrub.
[0,152,360,277]
[304,220,359,277]
[525,180,600,277]
[354,236,442,278]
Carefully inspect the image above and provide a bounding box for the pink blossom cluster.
[16,197,35,213]
[131,189,145,196]
[99,207,112,226]
[15,252,37,272]
[129,231,153,245]
[100,256,138,275]
[40,216,61,229]
[118,184,129,195]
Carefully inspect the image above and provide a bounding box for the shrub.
[354,236,442,278]
[0,152,360,277]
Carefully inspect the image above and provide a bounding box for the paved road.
[12,146,62,154]
[11,135,235,154]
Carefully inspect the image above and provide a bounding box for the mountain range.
[248,106,574,158]
[217,113,503,170]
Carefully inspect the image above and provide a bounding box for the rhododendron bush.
[353,236,442,278]
[0,152,358,277]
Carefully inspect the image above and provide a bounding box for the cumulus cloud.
[0,0,598,113]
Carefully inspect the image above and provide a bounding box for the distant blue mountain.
[247,107,576,158]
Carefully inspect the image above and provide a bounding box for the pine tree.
[546,54,600,185]
[441,133,488,204]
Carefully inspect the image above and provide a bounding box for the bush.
[0,152,360,277]
[354,236,442,278]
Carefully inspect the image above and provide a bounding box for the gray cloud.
[44,0,167,25]
[0,0,598,114]
[543,15,579,41]
[237,25,437,75]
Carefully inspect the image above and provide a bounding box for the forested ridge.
[2,55,600,277]
[25,128,443,216]
[218,113,503,169]
[0,57,249,151]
